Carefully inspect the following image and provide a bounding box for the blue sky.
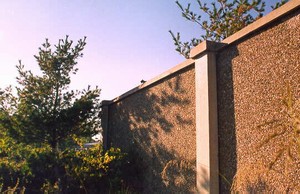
[0,0,281,100]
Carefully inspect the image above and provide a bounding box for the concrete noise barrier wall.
[101,1,300,192]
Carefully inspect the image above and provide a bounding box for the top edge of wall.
[223,0,300,45]
[190,0,300,59]
[104,58,195,105]
[102,0,299,105]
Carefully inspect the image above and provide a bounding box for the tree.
[170,0,288,58]
[11,36,101,149]
[0,36,101,191]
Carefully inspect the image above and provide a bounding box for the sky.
[0,0,281,100]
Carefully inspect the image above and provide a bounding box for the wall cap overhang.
[223,0,300,45]
[190,41,227,59]
[102,0,299,105]
[190,0,300,59]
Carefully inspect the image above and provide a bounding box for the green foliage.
[4,36,101,151]
[62,146,126,193]
[0,137,127,193]
[0,37,130,193]
[0,124,51,193]
[170,0,288,58]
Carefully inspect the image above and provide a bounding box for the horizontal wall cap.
[101,0,299,105]
[222,0,300,44]
[190,41,227,59]
[103,59,194,104]
[190,0,299,59]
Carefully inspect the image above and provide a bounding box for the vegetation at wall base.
[231,85,300,192]
[0,137,128,193]
[0,36,131,193]
[258,85,300,169]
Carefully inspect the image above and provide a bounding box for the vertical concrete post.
[100,100,111,150]
[191,41,223,193]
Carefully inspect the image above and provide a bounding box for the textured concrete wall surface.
[102,2,300,193]
[217,9,300,192]
[107,66,196,193]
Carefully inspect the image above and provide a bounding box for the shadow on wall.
[216,45,239,192]
[106,66,197,193]
[217,8,300,191]
[198,166,209,192]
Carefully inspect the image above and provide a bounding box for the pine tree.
[0,36,101,191]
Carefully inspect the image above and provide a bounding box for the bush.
[62,145,126,193]
[0,138,127,193]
